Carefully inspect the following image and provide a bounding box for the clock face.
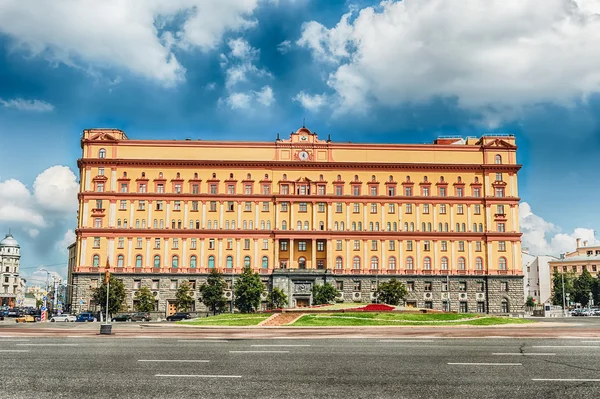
[299,151,309,161]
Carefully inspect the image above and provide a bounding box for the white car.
[50,314,77,322]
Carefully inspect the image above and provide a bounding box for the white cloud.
[33,166,79,214]
[298,0,600,117]
[223,92,253,109]
[0,0,261,85]
[55,229,76,253]
[0,98,54,112]
[254,85,275,106]
[520,202,599,256]
[221,38,271,89]
[0,179,45,227]
[277,39,292,53]
[27,229,40,238]
[293,91,328,111]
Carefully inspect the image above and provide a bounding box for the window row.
[92,254,270,269]
[332,256,508,270]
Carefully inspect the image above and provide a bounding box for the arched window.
[190,255,197,268]
[261,256,268,269]
[369,222,373,231]
[473,223,477,232]
[226,221,230,230]
[159,220,163,229]
[354,175,359,181]
[231,221,236,230]
[136,219,140,229]
[444,223,449,232]
[212,173,216,178]
[93,255,100,267]
[370,256,379,270]
[159,172,163,178]
[393,222,397,231]
[499,257,507,270]
[458,257,466,270]
[406,175,410,182]
[117,219,121,228]
[404,222,409,231]
[501,299,510,313]
[194,172,198,179]
[208,255,215,268]
[99,148,106,158]
[247,173,251,179]
[243,220,248,230]
[428,222,432,232]
[389,175,394,182]
[172,255,179,268]
[371,175,376,181]
[388,257,396,270]
[423,257,431,270]
[422,222,426,231]
[177,220,181,229]
[375,222,379,231]
[410,222,414,232]
[153,255,160,268]
[172,220,176,229]
[142,220,146,229]
[475,257,483,270]
[136,255,142,268]
[441,257,448,270]
[358,222,362,231]
[249,221,253,229]
[353,256,361,269]
[495,154,502,164]
[244,256,251,267]
[479,223,483,232]
[387,222,391,231]
[297,221,302,230]
[154,219,158,229]
[461,223,466,232]
[319,174,323,181]
[304,221,309,230]
[337,174,341,181]
[266,221,271,230]
[282,221,287,230]
[439,223,443,232]
[335,222,339,231]
[298,257,306,269]
[117,255,124,267]
[456,223,460,232]
[340,221,344,231]
[261,221,265,230]
[229,173,233,179]
[406,257,414,270]
[352,222,356,231]
[226,256,233,268]
[335,257,343,269]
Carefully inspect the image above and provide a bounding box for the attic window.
[319,174,323,181]
[194,173,198,179]
[212,173,217,179]
[176,172,180,178]
[123,172,127,177]
[495,154,502,164]
[424,176,428,182]
[283,174,287,180]
[457,176,462,183]
[440,176,444,182]
[141,172,146,177]
[371,175,376,181]
[354,175,359,181]
[264,174,269,180]
[159,172,163,178]
[389,175,393,182]
[337,175,341,181]
[99,148,106,158]
[474,177,479,183]
[247,173,251,179]
[406,175,410,182]
[229,173,234,179]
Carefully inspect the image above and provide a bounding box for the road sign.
[42,291,47,296]
[79,299,84,305]
[42,296,47,301]
[41,306,47,311]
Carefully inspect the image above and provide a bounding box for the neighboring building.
[522,248,557,305]
[66,241,78,313]
[549,238,600,294]
[71,127,523,315]
[26,286,45,304]
[0,232,24,307]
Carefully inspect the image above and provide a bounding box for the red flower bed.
[349,304,395,312]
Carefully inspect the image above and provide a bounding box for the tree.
[35,299,43,309]
[267,287,288,309]
[134,286,155,312]
[92,276,126,317]
[234,267,265,313]
[200,269,228,315]
[552,270,575,306]
[574,269,595,306]
[175,281,195,312]
[376,279,408,306]
[312,282,339,305]
[525,296,536,309]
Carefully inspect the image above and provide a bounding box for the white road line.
[250,345,311,347]
[532,346,600,348]
[448,363,522,366]
[532,379,600,382]
[155,374,242,378]
[138,360,209,363]
[580,341,600,343]
[492,353,556,356]
[0,339,30,342]
[16,344,79,347]
[378,340,435,343]
[0,350,30,353]
[229,351,289,353]
[178,340,228,343]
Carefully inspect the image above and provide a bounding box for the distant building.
[0,232,24,307]
[522,248,557,305]
[66,242,78,312]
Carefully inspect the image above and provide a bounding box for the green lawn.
[291,312,534,326]
[177,313,271,326]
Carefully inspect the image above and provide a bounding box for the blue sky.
[1,0,599,285]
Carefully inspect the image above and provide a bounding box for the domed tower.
[0,232,21,307]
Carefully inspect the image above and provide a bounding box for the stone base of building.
[69,271,524,317]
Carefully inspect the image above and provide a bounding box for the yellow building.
[549,238,600,277]
[71,127,523,315]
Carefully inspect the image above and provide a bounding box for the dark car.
[131,312,151,322]
[76,312,97,322]
[166,312,191,321]
[7,308,21,317]
[111,314,133,322]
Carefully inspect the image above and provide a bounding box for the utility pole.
[561,270,567,317]
[231,266,235,313]
[447,274,450,312]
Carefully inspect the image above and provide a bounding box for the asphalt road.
[0,335,599,399]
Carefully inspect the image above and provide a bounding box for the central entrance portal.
[295,298,310,308]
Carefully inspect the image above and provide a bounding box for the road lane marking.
[580,341,600,343]
[448,363,522,366]
[0,339,30,342]
[16,344,79,347]
[178,340,228,343]
[378,340,435,343]
[155,374,241,378]
[533,379,600,382]
[0,350,30,352]
[532,346,600,348]
[229,351,289,353]
[139,360,209,363]
[492,353,556,356]
[250,345,311,347]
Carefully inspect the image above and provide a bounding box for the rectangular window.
[299,202,307,212]
[388,203,395,213]
[496,172,503,181]
[353,281,361,291]
[335,186,343,196]
[498,241,506,251]
[406,241,413,251]
[227,184,235,195]
[245,202,252,212]
[133,280,141,290]
[170,280,177,290]
[280,240,287,251]
[439,187,446,197]
[209,201,217,212]
[456,187,464,197]
[243,239,250,250]
[157,184,164,193]
[424,282,432,292]
[371,203,377,214]
[473,188,481,197]
[191,201,199,211]
[154,238,160,249]
[353,240,360,250]
[120,183,128,193]
[262,185,271,195]
[496,204,505,215]
[262,202,269,212]
[336,281,344,291]
[336,240,343,251]
[477,282,485,292]
[405,186,412,196]
[209,239,215,250]
[497,223,506,232]
[119,200,127,210]
[458,241,465,252]
[94,218,102,228]
[227,201,234,212]
[407,282,414,291]
[136,238,142,248]
[389,240,395,251]
[405,203,413,214]
[441,282,448,292]
[388,186,395,196]
[459,282,467,292]
[422,187,429,196]
[95,199,103,209]
[93,237,100,248]
[317,241,324,251]
[139,183,146,193]
[209,184,217,194]
[438,204,447,214]
[173,238,179,249]
[192,184,199,194]
[441,241,447,251]
[371,281,377,291]
[174,184,182,194]
[244,184,252,195]
[190,238,197,249]
[353,203,360,213]
[495,188,504,198]
[151,280,159,290]
[500,282,509,292]
[353,186,361,196]
[173,201,181,211]
[336,203,343,213]
[424,241,431,251]
[423,204,430,214]
[370,186,377,196]
[317,186,325,195]
[298,241,306,251]
[318,203,326,213]
[474,204,481,215]
[227,239,233,250]
[371,240,377,251]
[457,204,464,215]
[117,237,124,248]
[476,241,482,252]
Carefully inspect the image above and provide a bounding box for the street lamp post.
[561,270,567,317]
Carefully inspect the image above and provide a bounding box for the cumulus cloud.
[277,39,292,53]
[0,98,54,112]
[0,0,261,85]
[298,0,600,118]
[520,202,599,256]
[254,85,275,106]
[33,166,79,214]
[221,85,274,109]
[55,229,76,253]
[222,92,253,109]
[293,91,328,111]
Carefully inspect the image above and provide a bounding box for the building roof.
[0,233,19,248]
[550,255,600,263]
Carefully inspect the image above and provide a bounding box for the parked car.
[50,314,77,322]
[131,312,151,322]
[15,315,35,323]
[111,314,133,322]
[76,312,97,322]
[7,308,21,317]
[166,312,191,321]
